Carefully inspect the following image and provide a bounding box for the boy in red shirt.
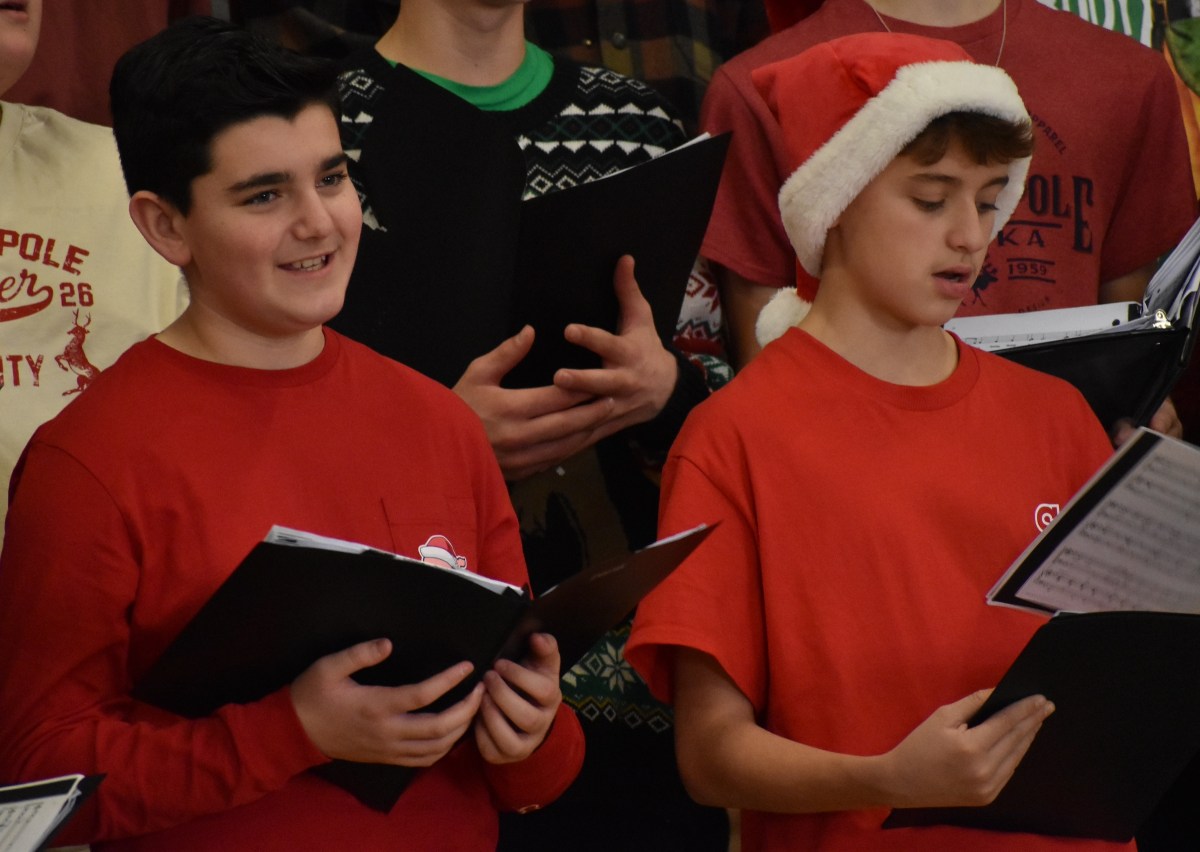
[627,33,1121,851]
[0,17,582,850]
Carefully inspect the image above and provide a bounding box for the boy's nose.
[949,206,990,255]
[292,190,335,239]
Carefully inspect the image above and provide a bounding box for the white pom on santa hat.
[750,33,1031,348]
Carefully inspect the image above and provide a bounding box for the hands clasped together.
[291,632,564,768]
[453,255,678,480]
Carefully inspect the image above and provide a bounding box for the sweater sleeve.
[0,443,328,844]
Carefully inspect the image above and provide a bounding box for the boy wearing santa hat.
[626,32,1123,851]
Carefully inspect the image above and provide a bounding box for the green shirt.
[403,42,554,111]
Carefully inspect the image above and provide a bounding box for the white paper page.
[1144,215,1200,320]
[264,525,521,596]
[1000,436,1200,614]
[0,776,82,852]
[945,302,1142,351]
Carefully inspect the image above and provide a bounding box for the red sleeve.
[699,64,799,289]
[1098,52,1197,284]
[626,449,769,714]
[483,703,585,812]
[0,443,326,844]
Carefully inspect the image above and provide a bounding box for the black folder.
[501,133,730,389]
[132,525,712,813]
[997,323,1195,429]
[884,611,1200,840]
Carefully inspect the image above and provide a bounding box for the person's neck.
[798,296,959,386]
[375,1,527,87]
[866,0,1001,27]
[157,306,327,371]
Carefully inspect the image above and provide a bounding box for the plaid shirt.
[525,0,769,132]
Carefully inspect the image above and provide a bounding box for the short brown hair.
[901,111,1034,167]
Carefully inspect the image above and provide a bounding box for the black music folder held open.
[501,132,730,389]
[947,215,1200,428]
[884,611,1200,840]
[886,428,1200,839]
[132,524,712,813]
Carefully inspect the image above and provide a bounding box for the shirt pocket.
[383,494,480,575]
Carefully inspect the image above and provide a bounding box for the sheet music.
[0,776,83,852]
[949,214,1200,352]
[993,434,1200,614]
[945,302,1143,351]
[1144,214,1200,321]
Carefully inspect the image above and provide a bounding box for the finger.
[501,395,614,448]
[1110,417,1136,448]
[481,674,554,738]
[979,701,1053,797]
[473,694,507,762]
[518,632,561,678]
[554,364,632,399]
[314,637,393,682]
[973,694,1051,750]
[388,719,475,766]
[940,688,992,729]
[387,660,475,712]
[611,254,654,331]
[499,383,597,420]
[461,326,536,385]
[560,322,626,366]
[389,681,485,742]
[488,658,560,713]
[475,689,536,761]
[1150,397,1183,438]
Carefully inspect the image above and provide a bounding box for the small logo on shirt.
[1034,503,1060,532]
[418,534,469,572]
[54,309,100,396]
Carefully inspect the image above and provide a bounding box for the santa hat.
[750,33,1031,346]
[419,535,467,570]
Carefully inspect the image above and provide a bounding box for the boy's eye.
[319,171,348,189]
[244,189,279,206]
[912,197,944,212]
[978,200,1000,213]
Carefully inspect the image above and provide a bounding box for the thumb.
[946,688,993,726]
[320,637,393,681]
[464,326,535,384]
[612,255,652,331]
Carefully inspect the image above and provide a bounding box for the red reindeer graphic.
[55,310,99,396]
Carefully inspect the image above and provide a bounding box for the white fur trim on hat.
[780,60,1031,278]
[756,287,812,347]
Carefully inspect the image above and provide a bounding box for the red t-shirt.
[628,330,1120,851]
[701,0,1196,312]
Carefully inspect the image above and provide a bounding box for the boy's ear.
[128,191,193,268]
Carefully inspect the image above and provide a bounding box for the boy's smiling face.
[0,0,39,96]
[821,139,1009,331]
[165,102,362,352]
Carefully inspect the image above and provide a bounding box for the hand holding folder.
[886,429,1200,839]
[133,524,714,813]
[501,132,730,389]
[885,611,1200,841]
